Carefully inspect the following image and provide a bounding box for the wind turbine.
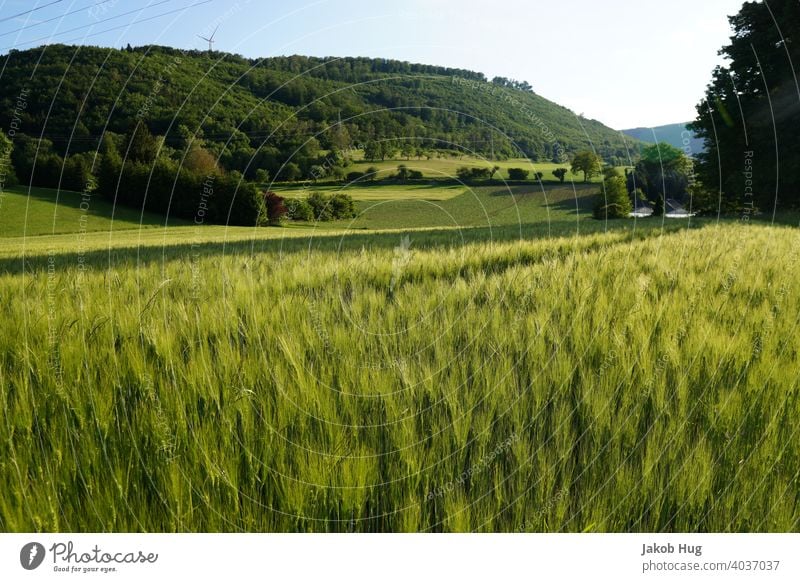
[198,24,218,53]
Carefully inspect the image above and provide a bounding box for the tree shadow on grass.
[13,186,189,227]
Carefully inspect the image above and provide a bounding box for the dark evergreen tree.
[690,0,800,212]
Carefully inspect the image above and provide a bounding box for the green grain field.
[0,183,798,532]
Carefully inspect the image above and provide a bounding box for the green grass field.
[273,183,467,201]
[0,186,184,237]
[273,182,602,232]
[339,155,623,183]
[0,182,798,533]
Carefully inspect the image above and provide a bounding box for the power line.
[0,0,65,24]
[59,0,214,45]
[2,0,178,50]
[0,0,118,39]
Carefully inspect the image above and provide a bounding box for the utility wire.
[0,0,64,24]
[0,0,118,39]
[60,0,213,45]
[2,0,178,50]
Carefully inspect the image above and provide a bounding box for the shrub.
[285,198,314,221]
[264,191,288,225]
[507,168,529,181]
[280,162,302,182]
[306,191,356,221]
[396,165,424,181]
[553,168,568,183]
[307,191,333,221]
[329,192,357,219]
[210,172,265,226]
[346,171,365,182]
[456,166,492,181]
[593,176,632,219]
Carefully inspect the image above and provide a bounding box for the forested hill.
[622,123,705,156]
[0,44,635,172]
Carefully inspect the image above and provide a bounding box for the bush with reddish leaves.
[264,191,288,225]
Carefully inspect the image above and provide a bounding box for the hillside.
[622,122,704,155]
[0,44,637,175]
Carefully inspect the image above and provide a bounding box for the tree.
[98,132,122,200]
[552,168,568,183]
[281,162,302,182]
[330,124,351,152]
[379,142,397,160]
[307,191,333,221]
[507,168,529,181]
[0,45,635,188]
[629,143,691,203]
[593,175,631,220]
[264,191,287,225]
[0,131,17,188]
[602,166,620,180]
[571,150,602,183]
[329,193,356,218]
[285,198,313,221]
[123,123,158,165]
[184,143,219,175]
[215,173,265,227]
[63,155,91,192]
[535,171,544,181]
[690,0,800,211]
[10,134,54,186]
[653,195,665,217]
[364,141,382,161]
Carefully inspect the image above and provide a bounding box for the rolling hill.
[621,122,704,155]
[0,44,638,171]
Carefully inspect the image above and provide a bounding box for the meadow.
[301,154,619,183]
[274,181,602,231]
[0,182,798,532]
[0,186,185,237]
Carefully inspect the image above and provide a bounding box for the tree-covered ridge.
[0,43,636,175]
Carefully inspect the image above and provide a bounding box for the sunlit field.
[1,206,798,531]
[339,154,629,183]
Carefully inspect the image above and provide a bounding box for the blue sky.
[0,0,746,128]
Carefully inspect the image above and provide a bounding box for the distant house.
[628,198,696,218]
[665,198,696,218]
[630,204,653,218]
